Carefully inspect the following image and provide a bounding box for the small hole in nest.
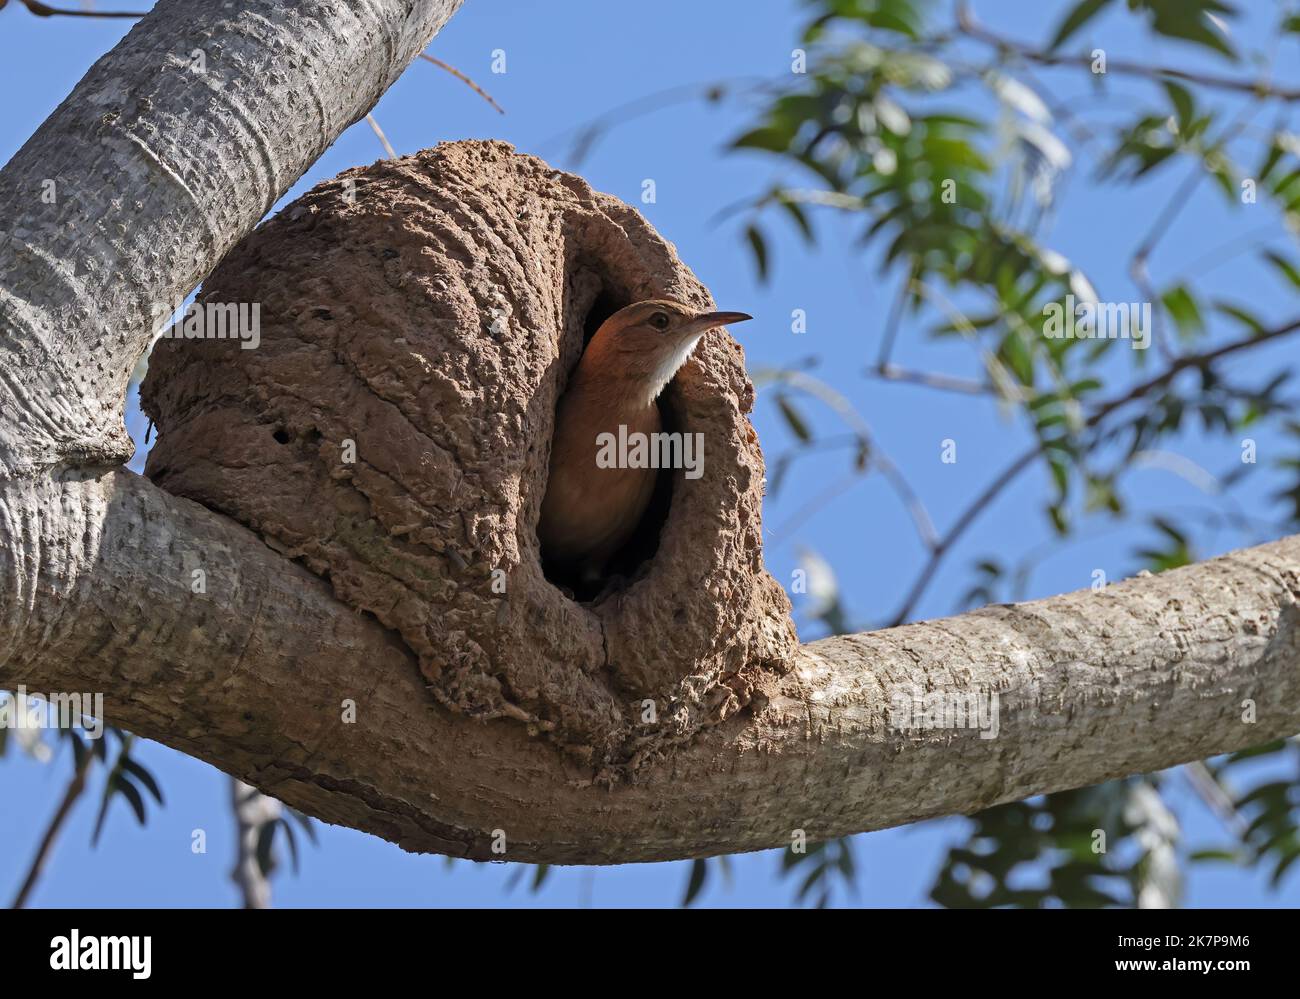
[272,427,291,445]
[541,271,675,603]
[581,285,623,348]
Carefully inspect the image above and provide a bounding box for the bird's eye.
[648,312,670,331]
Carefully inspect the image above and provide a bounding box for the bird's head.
[586,299,752,406]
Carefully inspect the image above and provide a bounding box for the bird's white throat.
[645,334,705,406]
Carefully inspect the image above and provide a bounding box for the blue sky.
[2,0,1298,907]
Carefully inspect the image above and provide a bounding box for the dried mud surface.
[142,140,797,773]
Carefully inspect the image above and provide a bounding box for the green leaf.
[279,817,300,875]
[1256,139,1286,184]
[1162,81,1195,127]
[776,394,813,442]
[836,841,856,881]
[1160,284,1204,341]
[745,224,769,283]
[113,776,148,827]
[767,454,791,498]
[1224,740,1287,764]
[1134,0,1238,61]
[1047,502,1069,536]
[286,807,318,844]
[1270,844,1300,886]
[1048,454,1070,497]
[999,330,1035,386]
[731,125,793,153]
[68,731,87,772]
[1263,250,1300,289]
[1213,301,1267,335]
[1234,779,1291,810]
[795,862,826,903]
[256,820,277,876]
[1085,475,1122,514]
[120,757,164,805]
[683,859,708,906]
[1049,0,1114,49]
[777,195,816,245]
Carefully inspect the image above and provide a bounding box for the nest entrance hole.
[542,266,676,602]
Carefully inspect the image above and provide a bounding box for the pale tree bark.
[1,0,1298,866]
[230,778,280,910]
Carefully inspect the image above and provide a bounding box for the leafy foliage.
[779,838,858,908]
[255,810,318,877]
[1201,741,1300,887]
[91,733,164,845]
[932,784,1143,907]
[716,0,1300,907]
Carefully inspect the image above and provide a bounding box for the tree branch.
[886,317,1300,625]
[10,739,95,908]
[2,0,1299,869]
[0,0,463,476]
[956,2,1300,102]
[3,471,1298,863]
[230,778,280,909]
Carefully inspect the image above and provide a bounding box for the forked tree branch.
[0,0,1298,866]
[1,472,1297,862]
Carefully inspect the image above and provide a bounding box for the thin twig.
[1128,88,1269,361]
[761,369,938,549]
[1130,164,1203,361]
[365,113,397,159]
[11,742,95,909]
[13,0,146,17]
[1183,761,1249,838]
[766,431,939,554]
[887,444,1040,626]
[956,1,1300,102]
[15,5,503,121]
[885,315,1300,625]
[418,53,505,115]
[909,278,1035,405]
[1087,317,1300,427]
[540,76,772,164]
[1178,225,1283,279]
[766,471,865,546]
[875,280,910,370]
[1015,63,1098,146]
[872,363,995,396]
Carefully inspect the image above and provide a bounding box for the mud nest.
[141,140,797,772]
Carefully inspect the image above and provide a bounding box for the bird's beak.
[682,310,753,336]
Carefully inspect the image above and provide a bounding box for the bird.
[538,299,752,591]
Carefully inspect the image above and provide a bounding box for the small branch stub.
[142,140,798,771]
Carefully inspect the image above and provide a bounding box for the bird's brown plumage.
[538,300,751,585]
